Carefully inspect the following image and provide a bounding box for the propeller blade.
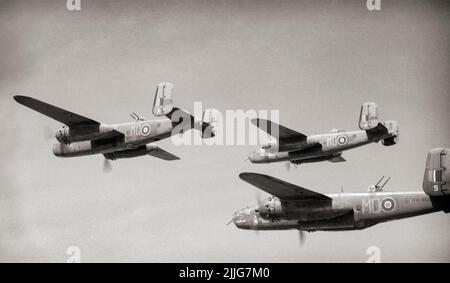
[285,161,291,171]
[298,230,306,247]
[43,125,54,141]
[103,158,112,173]
[227,212,237,226]
[255,191,262,205]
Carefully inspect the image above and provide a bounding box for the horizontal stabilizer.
[239,172,331,201]
[166,107,215,138]
[365,123,390,140]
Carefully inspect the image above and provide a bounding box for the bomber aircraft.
[232,148,450,243]
[14,82,214,170]
[248,102,399,166]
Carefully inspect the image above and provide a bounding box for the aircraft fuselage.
[52,119,173,157]
[249,130,386,164]
[233,191,450,231]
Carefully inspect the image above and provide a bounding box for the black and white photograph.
[0,0,449,267]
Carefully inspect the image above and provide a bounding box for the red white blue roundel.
[141,124,151,136]
[381,197,396,212]
[337,135,347,145]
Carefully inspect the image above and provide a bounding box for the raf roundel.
[381,197,396,212]
[337,135,347,145]
[141,124,151,136]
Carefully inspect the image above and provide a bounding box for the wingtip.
[239,172,250,179]
[239,172,267,180]
[250,118,272,126]
[13,95,31,104]
[13,95,24,102]
[250,118,259,125]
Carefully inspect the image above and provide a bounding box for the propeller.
[226,211,236,226]
[298,230,306,247]
[255,191,262,206]
[43,125,54,141]
[285,161,291,171]
[250,219,260,236]
[253,192,262,236]
[103,158,112,173]
[285,161,299,171]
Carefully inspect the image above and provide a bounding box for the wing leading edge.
[15,95,125,144]
[251,118,307,142]
[14,95,100,127]
[239,172,331,201]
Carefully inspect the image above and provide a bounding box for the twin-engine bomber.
[232,148,450,242]
[14,82,214,169]
[248,102,399,166]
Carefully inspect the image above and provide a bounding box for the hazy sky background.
[0,0,449,262]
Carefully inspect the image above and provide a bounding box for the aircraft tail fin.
[152,82,214,138]
[359,102,399,146]
[423,148,450,197]
[359,102,379,130]
[152,82,174,117]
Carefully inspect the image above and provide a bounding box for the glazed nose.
[55,130,62,140]
[52,143,62,156]
[232,212,251,229]
[248,150,259,163]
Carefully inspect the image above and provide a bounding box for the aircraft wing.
[239,172,331,201]
[251,118,307,142]
[14,95,100,127]
[148,147,180,161]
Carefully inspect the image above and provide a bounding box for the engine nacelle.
[423,148,450,197]
[55,125,70,144]
[261,137,278,153]
[257,197,283,220]
[55,124,114,144]
[381,120,399,146]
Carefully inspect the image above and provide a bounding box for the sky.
[0,0,449,262]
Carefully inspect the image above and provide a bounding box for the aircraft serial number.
[179,267,270,280]
[223,267,270,280]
